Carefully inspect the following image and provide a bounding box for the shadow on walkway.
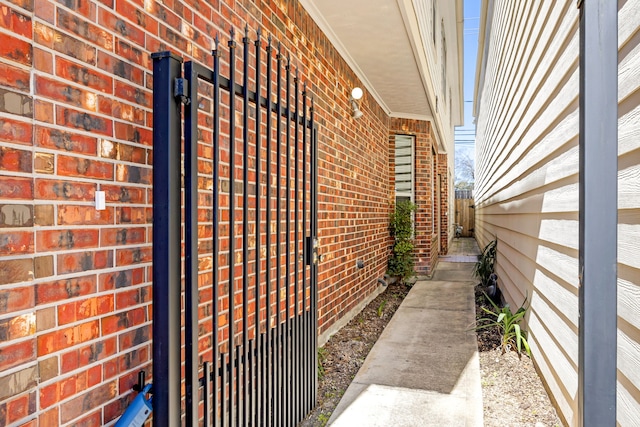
[328,238,483,426]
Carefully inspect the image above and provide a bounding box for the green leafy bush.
[475,292,531,357]
[387,200,417,283]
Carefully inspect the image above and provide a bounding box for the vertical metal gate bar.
[311,118,318,407]
[293,71,300,424]
[227,29,237,427]
[253,30,263,427]
[274,43,283,427]
[212,38,221,427]
[241,26,250,427]
[184,60,201,427]
[247,340,253,426]
[284,55,292,427]
[253,28,262,427]
[264,36,273,426]
[221,354,227,426]
[151,51,183,427]
[300,83,309,415]
[204,361,212,427]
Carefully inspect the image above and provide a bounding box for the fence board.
[455,198,475,237]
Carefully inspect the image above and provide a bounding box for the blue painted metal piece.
[114,384,153,427]
[578,0,618,425]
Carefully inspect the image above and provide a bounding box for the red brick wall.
[390,118,447,276]
[0,0,391,425]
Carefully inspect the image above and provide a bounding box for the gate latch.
[174,78,190,105]
[305,236,320,266]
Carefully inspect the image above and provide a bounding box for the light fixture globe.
[351,87,363,100]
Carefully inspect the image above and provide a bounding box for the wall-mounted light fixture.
[350,87,363,119]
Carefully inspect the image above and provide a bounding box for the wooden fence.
[454,196,475,237]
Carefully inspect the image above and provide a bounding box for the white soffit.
[299,0,433,119]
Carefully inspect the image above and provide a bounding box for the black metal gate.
[151,28,318,426]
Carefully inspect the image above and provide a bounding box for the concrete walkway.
[328,238,483,426]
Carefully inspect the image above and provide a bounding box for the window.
[395,135,414,202]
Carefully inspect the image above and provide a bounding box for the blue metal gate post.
[578,1,618,425]
[184,60,200,427]
[151,51,183,427]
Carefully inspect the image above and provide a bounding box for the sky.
[454,0,481,183]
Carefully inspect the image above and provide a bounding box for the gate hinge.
[174,78,191,105]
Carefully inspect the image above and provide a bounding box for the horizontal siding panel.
[476,3,578,201]
[619,162,640,210]
[478,68,579,203]
[618,378,640,427]
[479,140,579,209]
[529,291,578,367]
[480,182,579,215]
[619,267,640,332]
[619,0,640,47]
[537,219,578,250]
[619,103,640,156]
[528,312,577,425]
[619,223,640,269]
[496,240,578,360]
[619,34,640,102]
[482,1,535,148]
[618,323,640,390]
[533,268,578,327]
[482,105,579,202]
[534,245,579,290]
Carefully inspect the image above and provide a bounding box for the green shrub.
[387,200,417,283]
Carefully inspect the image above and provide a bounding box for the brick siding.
[390,118,447,276]
[0,0,444,425]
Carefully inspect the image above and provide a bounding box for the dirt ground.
[299,281,563,427]
[475,286,563,427]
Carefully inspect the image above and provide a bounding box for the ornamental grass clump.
[473,239,497,286]
[475,293,531,357]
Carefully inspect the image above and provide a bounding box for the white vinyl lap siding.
[474,0,640,425]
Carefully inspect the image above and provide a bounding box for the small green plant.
[317,347,327,379]
[388,199,417,283]
[317,413,330,426]
[377,299,387,317]
[475,292,531,357]
[473,239,497,286]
